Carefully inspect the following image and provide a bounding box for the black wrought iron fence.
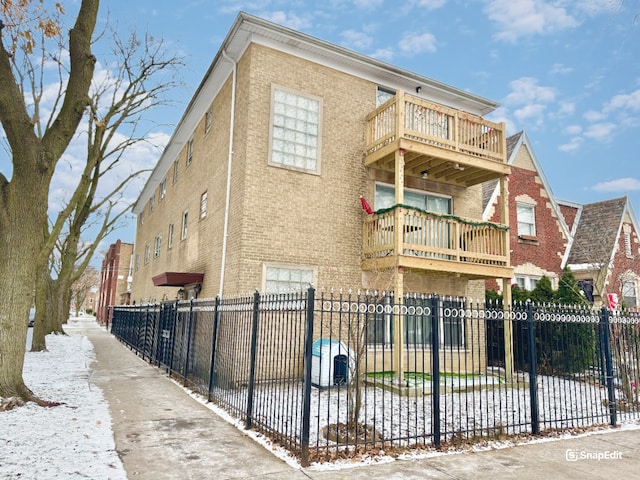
[110,289,640,465]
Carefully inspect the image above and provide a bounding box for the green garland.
[373,203,510,231]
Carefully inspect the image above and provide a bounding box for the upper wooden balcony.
[363,206,513,279]
[365,91,509,186]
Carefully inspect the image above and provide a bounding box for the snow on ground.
[0,324,127,480]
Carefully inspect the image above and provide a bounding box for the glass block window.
[270,87,321,173]
[265,265,315,294]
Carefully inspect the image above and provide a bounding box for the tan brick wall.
[131,43,488,303]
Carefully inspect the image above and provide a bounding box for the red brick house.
[483,131,571,293]
[564,197,640,308]
[484,131,640,308]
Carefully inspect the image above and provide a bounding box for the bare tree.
[29,28,183,351]
[71,266,100,314]
[0,0,99,403]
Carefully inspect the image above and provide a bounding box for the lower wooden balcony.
[362,206,513,279]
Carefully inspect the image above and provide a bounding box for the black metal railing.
[110,290,640,465]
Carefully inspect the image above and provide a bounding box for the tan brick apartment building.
[130,12,513,308]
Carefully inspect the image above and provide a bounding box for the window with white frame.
[375,184,451,213]
[144,244,151,264]
[139,211,144,225]
[154,234,162,258]
[515,275,540,291]
[167,223,174,249]
[181,210,188,240]
[149,195,155,214]
[186,138,194,166]
[200,191,207,219]
[622,280,638,307]
[264,265,315,294]
[269,87,321,173]
[134,253,140,271]
[517,203,536,237]
[159,178,166,200]
[173,160,179,183]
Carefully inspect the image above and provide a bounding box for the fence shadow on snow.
[109,288,640,465]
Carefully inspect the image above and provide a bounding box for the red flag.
[360,195,373,214]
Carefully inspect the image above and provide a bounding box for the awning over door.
[152,272,204,287]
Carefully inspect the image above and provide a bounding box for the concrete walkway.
[69,319,640,479]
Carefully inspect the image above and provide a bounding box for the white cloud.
[340,29,373,50]
[549,63,573,75]
[371,47,395,61]
[513,103,546,126]
[583,122,616,140]
[260,11,313,31]
[416,0,447,9]
[583,109,606,122]
[564,124,582,135]
[557,101,575,117]
[592,177,640,192]
[354,0,384,7]
[485,0,579,42]
[558,136,584,152]
[604,88,640,113]
[503,77,556,105]
[398,32,437,54]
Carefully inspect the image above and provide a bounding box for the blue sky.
[2,0,640,261]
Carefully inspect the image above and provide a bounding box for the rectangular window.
[139,211,145,225]
[368,296,465,348]
[187,138,194,166]
[135,253,140,271]
[515,275,540,291]
[264,265,315,294]
[149,195,155,214]
[159,178,166,200]
[269,87,321,173]
[181,210,188,240]
[167,223,174,249]
[622,280,638,307]
[200,191,207,219]
[144,244,151,264]
[205,109,212,133]
[374,184,451,213]
[154,234,162,258]
[517,203,536,237]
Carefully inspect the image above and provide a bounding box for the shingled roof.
[566,197,628,267]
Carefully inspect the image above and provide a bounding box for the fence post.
[300,287,315,467]
[245,290,261,429]
[526,301,539,435]
[183,299,195,386]
[208,296,221,401]
[601,307,617,426]
[431,295,441,447]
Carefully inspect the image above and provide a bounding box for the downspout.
[219,50,236,298]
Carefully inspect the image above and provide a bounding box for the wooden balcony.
[365,91,509,186]
[363,206,513,279]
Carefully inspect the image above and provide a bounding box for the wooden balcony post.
[394,148,406,384]
[499,174,514,382]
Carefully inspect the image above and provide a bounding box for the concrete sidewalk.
[70,319,640,479]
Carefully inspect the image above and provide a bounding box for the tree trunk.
[31,263,51,352]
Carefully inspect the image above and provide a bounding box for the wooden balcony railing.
[363,206,509,268]
[365,90,506,164]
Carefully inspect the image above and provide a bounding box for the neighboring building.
[483,131,571,293]
[565,197,640,308]
[484,130,640,308]
[97,240,133,324]
[130,12,512,308]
